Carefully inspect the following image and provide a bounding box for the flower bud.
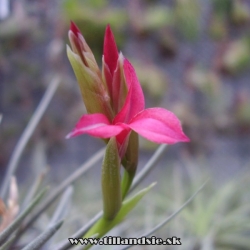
[102,137,122,220]
[67,22,113,120]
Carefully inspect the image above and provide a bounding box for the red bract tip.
[70,21,81,36]
[104,24,119,77]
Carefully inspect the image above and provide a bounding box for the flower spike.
[67,23,190,204]
[67,24,189,147]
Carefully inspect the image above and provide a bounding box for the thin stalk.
[42,187,73,250]
[20,168,48,212]
[130,144,167,192]
[21,220,63,250]
[119,180,209,250]
[15,147,105,241]
[55,212,103,250]
[0,188,47,245]
[1,76,61,200]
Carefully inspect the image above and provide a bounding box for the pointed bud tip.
[70,21,81,36]
[106,24,111,32]
[105,24,115,42]
[104,24,119,77]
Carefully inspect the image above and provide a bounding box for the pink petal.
[115,125,131,146]
[127,108,190,144]
[123,59,145,109]
[103,25,119,77]
[66,113,124,139]
[113,58,145,124]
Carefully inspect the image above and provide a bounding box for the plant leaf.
[17,148,104,240]
[0,187,48,245]
[21,220,63,250]
[120,180,208,249]
[54,145,166,250]
[0,234,16,250]
[84,182,156,243]
[0,77,60,200]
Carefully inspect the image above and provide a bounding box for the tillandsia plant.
[0,21,208,250]
[66,21,189,241]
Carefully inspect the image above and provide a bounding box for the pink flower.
[66,24,189,149]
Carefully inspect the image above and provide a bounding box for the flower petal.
[127,108,190,144]
[123,59,145,112]
[114,58,145,123]
[103,25,119,77]
[66,113,124,139]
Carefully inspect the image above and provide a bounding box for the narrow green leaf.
[84,182,156,241]
[0,77,60,200]
[54,145,166,250]
[0,234,16,250]
[67,141,161,248]
[21,220,63,250]
[54,212,102,250]
[130,144,167,193]
[21,168,47,212]
[49,186,73,226]
[120,180,208,249]
[218,234,250,249]
[43,187,73,249]
[0,187,48,245]
[17,148,104,240]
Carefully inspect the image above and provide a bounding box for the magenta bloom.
[67,24,189,149]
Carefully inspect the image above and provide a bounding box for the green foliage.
[2,2,250,249]
[0,188,48,245]
[175,0,200,40]
[21,220,63,250]
[158,164,250,250]
[84,182,156,241]
[220,38,250,75]
[213,0,233,18]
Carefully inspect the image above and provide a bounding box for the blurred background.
[1,0,250,249]
[1,0,250,182]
